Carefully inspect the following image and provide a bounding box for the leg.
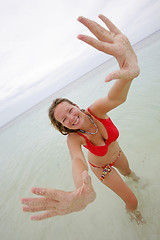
[114,149,140,181]
[91,166,145,224]
[113,150,131,176]
[90,166,138,211]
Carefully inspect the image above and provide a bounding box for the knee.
[115,164,131,176]
[121,168,131,177]
[126,195,138,211]
[123,169,131,176]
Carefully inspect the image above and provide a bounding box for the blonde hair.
[48,98,81,135]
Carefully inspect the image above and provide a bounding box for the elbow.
[116,98,126,106]
[121,97,127,104]
[132,64,140,79]
[134,65,140,78]
[136,66,140,77]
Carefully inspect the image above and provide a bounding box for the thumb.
[105,69,129,82]
[82,170,91,185]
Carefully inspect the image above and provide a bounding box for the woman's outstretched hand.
[21,171,96,220]
[77,15,140,82]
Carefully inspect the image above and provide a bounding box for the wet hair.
[48,98,83,135]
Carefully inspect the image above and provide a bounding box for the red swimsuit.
[77,108,119,157]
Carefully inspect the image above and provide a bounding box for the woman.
[21,15,145,224]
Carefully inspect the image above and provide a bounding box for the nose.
[67,114,74,122]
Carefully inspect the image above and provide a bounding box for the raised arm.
[77,15,140,114]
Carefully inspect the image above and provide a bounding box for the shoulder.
[67,132,85,147]
[87,100,109,119]
[67,133,86,161]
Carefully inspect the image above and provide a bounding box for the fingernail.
[77,16,83,22]
[32,188,41,194]
[21,199,27,204]
[31,216,39,221]
[22,206,28,211]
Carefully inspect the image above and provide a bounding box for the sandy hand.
[21,171,96,220]
[127,209,146,225]
[77,14,140,82]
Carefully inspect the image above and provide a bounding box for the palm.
[78,15,140,81]
[21,171,96,220]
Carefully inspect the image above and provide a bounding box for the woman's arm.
[78,15,140,114]
[21,134,96,220]
[67,133,89,188]
[21,171,96,220]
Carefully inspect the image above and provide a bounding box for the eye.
[69,108,73,113]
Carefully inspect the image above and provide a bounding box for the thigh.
[90,166,136,206]
[113,149,131,176]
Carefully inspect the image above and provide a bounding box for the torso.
[87,141,120,167]
[77,108,120,167]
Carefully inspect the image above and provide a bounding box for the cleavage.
[88,120,108,146]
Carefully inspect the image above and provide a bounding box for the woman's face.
[54,101,84,130]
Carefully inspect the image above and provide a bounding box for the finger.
[22,205,52,212]
[21,197,58,207]
[31,210,58,221]
[77,34,114,55]
[77,16,114,43]
[98,14,121,35]
[21,197,44,206]
[31,187,67,201]
[21,198,40,206]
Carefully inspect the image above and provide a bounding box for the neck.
[79,114,98,135]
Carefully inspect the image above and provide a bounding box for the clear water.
[0,30,160,240]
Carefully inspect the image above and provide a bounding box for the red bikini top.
[77,108,119,156]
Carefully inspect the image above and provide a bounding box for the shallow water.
[0,30,160,240]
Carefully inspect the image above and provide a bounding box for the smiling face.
[54,101,84,130]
